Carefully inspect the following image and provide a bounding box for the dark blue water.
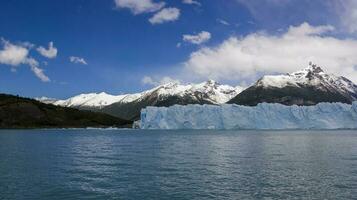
[1,130,357,199]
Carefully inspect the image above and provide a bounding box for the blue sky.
[1,0,357,98]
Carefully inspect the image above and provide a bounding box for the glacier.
[140,102,357,130]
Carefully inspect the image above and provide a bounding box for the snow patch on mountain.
[140,102,357,130]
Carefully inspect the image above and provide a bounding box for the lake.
[0,129,357,199]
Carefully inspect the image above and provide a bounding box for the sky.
[1,0,357,99]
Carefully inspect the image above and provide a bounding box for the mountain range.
[39,80,243,120]
[39,63,357,121]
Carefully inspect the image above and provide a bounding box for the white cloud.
[182,0,201,6]
[0,39,50,82]
[26,58,50,82]
[183,31,211,45]
[0,39,29,66]
[141,76,155,85]
[142,75,181,86]
[114,0,165,15]
[336,0,357,34]
[236,0,357,35]
[287,22,334,36]
[37,42,57,59]
[185,22,357,82]
[149,7,180,24]
[69,56,88,65]
[217,19,230,26]
[20,42,35,49]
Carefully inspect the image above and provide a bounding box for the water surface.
[1,129,357,199]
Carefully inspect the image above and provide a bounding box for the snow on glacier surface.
[140,102,357,130]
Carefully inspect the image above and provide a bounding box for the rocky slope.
[0,94,131,128]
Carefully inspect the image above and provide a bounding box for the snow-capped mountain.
[229,62,357,106]
[38,92,142,109]
[140,80,243,104]
[39,80,243,120]
[102,80,243,120]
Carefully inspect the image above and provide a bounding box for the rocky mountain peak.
[205,79,218,86]
[289,62,325,80]
[307,61,324,73]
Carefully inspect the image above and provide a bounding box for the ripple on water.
[1,129,357,200]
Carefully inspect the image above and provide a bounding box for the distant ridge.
[0,94,131,128]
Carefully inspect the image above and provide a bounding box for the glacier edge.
[140,102,357,130]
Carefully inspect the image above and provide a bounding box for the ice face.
[140,102,357,130]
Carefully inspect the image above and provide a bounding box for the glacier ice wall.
[140,102,357,130]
